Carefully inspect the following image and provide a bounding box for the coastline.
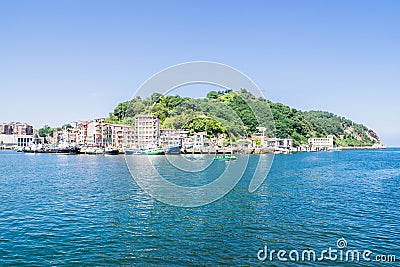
[0,145,387,154]
[332,145,387,151]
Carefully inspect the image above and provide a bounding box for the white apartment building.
[265,138,293,150]
[109,124,135,148]
[182,132,207,148]
[86,118,105,146]
[159,129,189,148]
[308,135,334,150]
[76,121,89,145]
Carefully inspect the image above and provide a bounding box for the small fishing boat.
[214,154,237,161]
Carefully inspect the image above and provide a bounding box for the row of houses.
[0,117,335,151]
[250,133,334,152]
[54,116,209,149]
[51,118,135,148]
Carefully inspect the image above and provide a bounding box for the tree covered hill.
[106,89,381,147]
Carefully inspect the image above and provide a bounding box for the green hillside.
[106,89,380,147]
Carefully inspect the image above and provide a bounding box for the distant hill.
[107,89,381,147]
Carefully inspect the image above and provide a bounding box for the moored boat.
[105,147,119,155]
[214,154,237,161]
[166,145,181,154]
[125,146,170,155]
[125,149,145,155]
[23,143,44,153]
[145,147,166,155]
[44,141,79,154]
[79,146,105,155]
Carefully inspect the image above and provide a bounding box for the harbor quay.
[0,117,382,155]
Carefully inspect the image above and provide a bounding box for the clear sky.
[1,0,399,146]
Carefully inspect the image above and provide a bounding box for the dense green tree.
[253,139,262,147]
[61,123,72,130]
[184,117,226,138]
[121,117,135,126]
[165,95,184,109]
[113,101,129,121]
[126,100,146,118]
[206,91,219,99]
[105,113,119,124]
[38,125,54,137]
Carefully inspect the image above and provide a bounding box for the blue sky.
[1,0,399,146]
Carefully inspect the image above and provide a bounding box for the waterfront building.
[250,133,294,150]
[50,121,130,149]
[68,127,79,144]
[182,137,194,149]
[77,121,89,145]
[0,134,34,148]
[51,119,134,148]
[159,129,189,148]
[0,122,34,148]
[109,124,135,148]
[52,127,79,144]
[86,118,105,146]
[237,138,252,150]
[194,132,207,148]
[308,135,334,150]
[182,132,207,148]
[0,122,33,135]
[266,138,293,150]
[122,125,135,148]
[134,115,160,148]
[101,124,113,147]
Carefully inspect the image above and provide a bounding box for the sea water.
[0,149,399,266]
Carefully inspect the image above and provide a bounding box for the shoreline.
[332,145,387,151]
[0,145,388,154]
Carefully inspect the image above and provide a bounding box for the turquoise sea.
[0,149,399,266]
